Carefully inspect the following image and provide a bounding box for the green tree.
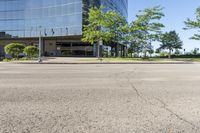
[158,31,183,58]
[128,42,143,57]
[24,46,38,58]
[129,6,165,58]
[174,49,182,56]
[147,44,154,57]
[184,7,200,40]
[105,10,129,57]
[82,7,113,58]
[4,43,25,59]
[191,48,199,55]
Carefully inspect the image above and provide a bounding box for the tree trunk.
[168,49,171,59]
[97,39,103,59]
[125,46,128,58]
[144,50,147,58]
[96,43,100,58]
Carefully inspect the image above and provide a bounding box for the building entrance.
[56,42,93,57]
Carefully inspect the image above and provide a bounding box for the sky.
[128,0,200,52]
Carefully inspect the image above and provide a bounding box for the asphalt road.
[0,63,200,133]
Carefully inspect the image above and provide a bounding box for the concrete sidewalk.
[8,57,194,64]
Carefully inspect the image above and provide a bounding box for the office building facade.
[0,0,128,57]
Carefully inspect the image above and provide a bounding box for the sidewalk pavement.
[5,57,194,64]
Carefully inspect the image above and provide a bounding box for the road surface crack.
[154,97,200,130]
[125,69,200,131]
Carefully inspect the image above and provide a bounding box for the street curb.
[9,61,194,64]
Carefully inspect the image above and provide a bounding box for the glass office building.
[0,0,128,57]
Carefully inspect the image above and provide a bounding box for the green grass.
[102,58,166,61]
[103,57,200,62]
[80,57,200,62]
[80,58,166,61]
[173,58,200,62]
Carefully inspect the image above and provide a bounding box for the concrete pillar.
[41,38,44,56]
[94,41,103,58]
[93,43,97,57]
[0,45,4,57]
[70,43,73,55]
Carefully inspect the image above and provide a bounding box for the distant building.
[0,0,128,57]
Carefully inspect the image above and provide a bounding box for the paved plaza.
[0,63,200,132]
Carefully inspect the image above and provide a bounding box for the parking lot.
[0,63,200,132]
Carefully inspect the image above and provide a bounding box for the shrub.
[4,43,25,59]
[24,46,38,58]
[3,58,10,62]
[160,52,168,57]
[18,57,29,61]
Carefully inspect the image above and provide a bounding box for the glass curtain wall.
[82,0,100,26]
[0,0,83,38]
[0,0,127,38]
[101,0,128,19]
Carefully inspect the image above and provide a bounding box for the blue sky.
[128,0,200,52]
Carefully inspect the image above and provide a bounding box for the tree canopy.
[82,6,128,57]
[184,7,200,40]
[158,31,183,58]
[82,6,113,45]
[105,10,128,44]
[129,6,165,57]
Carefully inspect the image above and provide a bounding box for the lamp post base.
[38,58,42,63]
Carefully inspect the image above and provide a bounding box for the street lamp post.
[38,26,42,63]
